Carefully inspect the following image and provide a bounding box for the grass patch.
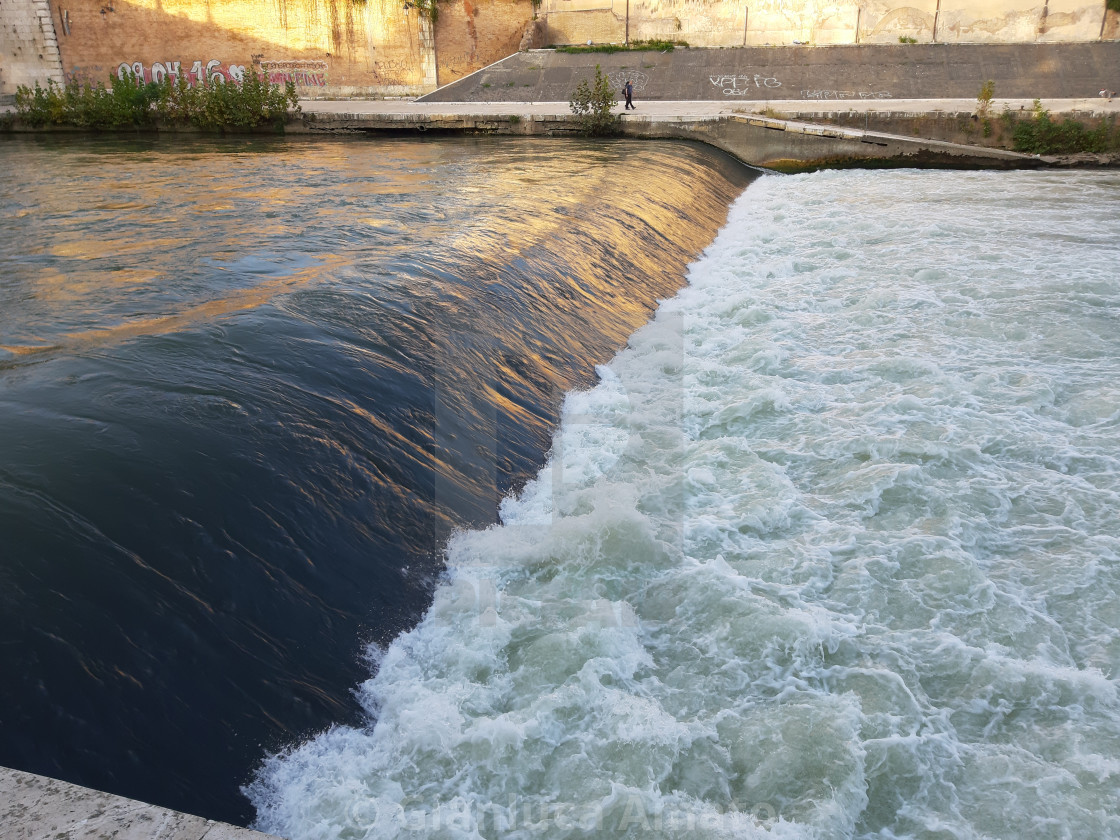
[556,39,688,54]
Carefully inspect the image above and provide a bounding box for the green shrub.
[569,64,619,136]
[1012,99,1116,154]
[15,73,161,128]
[976,80,995,117]
[403,0,440,23]
[15,70,299,132]
[898,35,917,44]
[1108,0,1119,13]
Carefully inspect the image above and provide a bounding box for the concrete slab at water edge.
[418,42,1120,104]
[0,767,281,840]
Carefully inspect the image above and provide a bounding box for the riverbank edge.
[3,103,1115,172]
[287,104,1120,172]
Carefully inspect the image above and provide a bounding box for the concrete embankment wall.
[0,766,280,840]
[420,43,1120,103]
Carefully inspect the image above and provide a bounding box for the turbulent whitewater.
[249,169,1120,839]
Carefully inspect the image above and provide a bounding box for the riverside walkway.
[291,42,1119,170]
[293,96,1119,171]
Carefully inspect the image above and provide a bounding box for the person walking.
[624,79,635,110]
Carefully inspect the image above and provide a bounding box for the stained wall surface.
[2,0,534,96]
[538,0,1113,48]
[45,0,435,96]
[436,0,529,84]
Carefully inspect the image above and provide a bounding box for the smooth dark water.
[0,135,753,824]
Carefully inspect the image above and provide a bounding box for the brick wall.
[47,0,434,97]
[37,0,533,97]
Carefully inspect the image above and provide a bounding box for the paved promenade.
[298,97,1119,120]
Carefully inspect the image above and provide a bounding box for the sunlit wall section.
[935,0,1103,43]
[537,0,1111,46]
[46,0,444,96]
[0,0,65,95]
[434,0,532,85]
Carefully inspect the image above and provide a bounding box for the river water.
[4,140,1120,840]
[248,168,1120,840]
[0,136,752,824]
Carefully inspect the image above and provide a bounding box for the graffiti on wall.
[115,60,246,85]
[801,89,892,99]
[710,73,781,95]
[66,65,108,85]
[607,70,649,93]
[372,58,415,84]
[259,60,329,87]
[439,52,479,80]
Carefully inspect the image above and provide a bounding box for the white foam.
[248,169,1120,839]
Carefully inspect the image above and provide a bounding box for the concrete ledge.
[0,767,281,840]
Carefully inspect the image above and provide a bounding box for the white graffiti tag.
[710,74,781,96]
[116,60,245,86]
[801,90,892,100]
[259,60,329,87]
[607,70,649,93]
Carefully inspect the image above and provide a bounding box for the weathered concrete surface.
[0,0,64,96]
[0,767,282,840]
[620,111,1042,172]
[419,42,1120,104]
[536,0,1112,48]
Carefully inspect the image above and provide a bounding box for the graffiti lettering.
[607,70,649,93]
[371,58,413,84]
[801,90,893,100]
[115,60,245,86]
[439,52,478,78]
[259,60,329,87]
[709,73,781,96]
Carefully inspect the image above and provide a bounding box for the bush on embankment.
[1009,100,1119,155]
[569,65,619,136]
[14,72,300,132]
